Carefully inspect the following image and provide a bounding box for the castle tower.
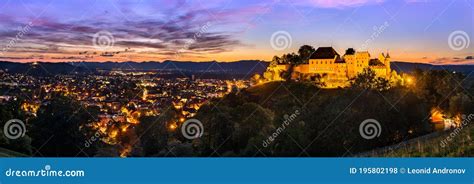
[378,53,385,63]
[385,52,391,77]
[343,48,356,78]
[355,51,370,74]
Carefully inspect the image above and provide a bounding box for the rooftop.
[310,47,340,59]
[369,59,385,66]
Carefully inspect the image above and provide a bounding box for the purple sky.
[0,0,472,64]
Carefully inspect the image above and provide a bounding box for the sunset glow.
[0,0,472,64]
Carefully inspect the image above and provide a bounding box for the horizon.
[0,0,473,64]
[2,59,474,66]
[3,59,474,68]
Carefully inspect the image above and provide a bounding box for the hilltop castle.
[265,47,394,88]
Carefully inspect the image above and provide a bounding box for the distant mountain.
[75,60,269,79]
[391,61,474,74]
[74,60,269,75]
[0,61,89,76]
[1,60,473,78]
[0,60,269,79]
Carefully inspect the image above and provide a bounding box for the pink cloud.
[300,0,385,8]
[430,57,474,65]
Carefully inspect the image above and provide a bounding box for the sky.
[0,0,472,64]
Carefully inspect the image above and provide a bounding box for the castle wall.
[294,64,309,73]
[370,66,388,78]
[344,55,356,79]
[309,58,337,74]
[354,52,370,76]
[306,58,349,88]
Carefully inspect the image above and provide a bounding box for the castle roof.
[335,58,346,63]
[369,59,385,66]
[310,47,340,59]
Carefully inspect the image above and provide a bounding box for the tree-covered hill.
[194,69,473,157]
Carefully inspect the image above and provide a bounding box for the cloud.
[0,1,262,61]
[298,0,385,8]
[404,0,431,3]
[430,57,474,65]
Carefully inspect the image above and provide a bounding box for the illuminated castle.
[266,47,393,88]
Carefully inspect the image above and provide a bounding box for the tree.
[233,103,274,155]
[351,68,390,91]
[280,53,301,65]
[270,56,280,66]
[93,143,121,157]
[195,103,234,156]
[263,70,275,81]
[163,141,195,157]
[29,95,99,157]
[298,45,315,63]
[135,109,175,156]
[0,99,32,155]
[263,56,283,81]
[411,69,471,116]
[251,74,262,85]
[196,98,274,156]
